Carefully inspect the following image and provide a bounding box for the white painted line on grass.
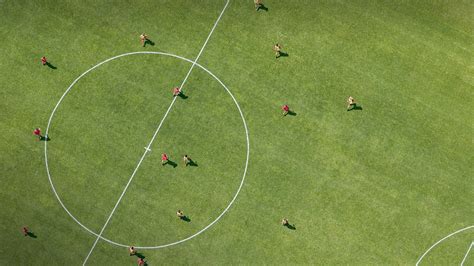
[460,242,473,266]
[45,51,250,250]
[82,148,151,265]
[416,225,474,266]
[81,1,230,264]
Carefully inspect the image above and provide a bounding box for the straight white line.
[82,1,230,264]
[178,0,230,86]
[45,51,250,249]
[460,242,473,266]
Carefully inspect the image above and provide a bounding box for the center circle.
[44,51,250,249]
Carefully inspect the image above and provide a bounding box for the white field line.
[416,225,474,266]
[460,242,473,266]
[45,51,250,249]
[81,1,230,264]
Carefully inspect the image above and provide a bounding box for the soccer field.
[1,0,473,265]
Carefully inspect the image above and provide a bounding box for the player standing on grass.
[281,218,289,226]
[273,44,282,58]
[33,128,43,141]
[254,0,263,10]
[281,105,290,116]
[173,87,181,97]
[183,155,191,166]
[140,33,149,47]
[137,258,145,266]
[161,153,169,166]
[347,96,357,110]
[22,226,29,236]
[177,210,184,219]
[129,246,136,256]
[41,56,47,66]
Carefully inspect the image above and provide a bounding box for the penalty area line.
[81,0,230,264]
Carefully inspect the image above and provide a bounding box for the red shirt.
[173,87,180,94]
[33,129,41,135]
[22,227,28,233]
[41,57,47,63]
[137,259,145,266]
[162,154,168,161]
[282,105,289,111]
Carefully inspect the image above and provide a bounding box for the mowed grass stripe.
[46,55,193,232]
[102,66,247,246]
[1,0,472,264]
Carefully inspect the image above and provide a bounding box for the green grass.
[1,0,473,265]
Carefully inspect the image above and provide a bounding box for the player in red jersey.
[281,105,290,116]
[161,153,169,166]
[41,56,47,66]
[173,87,181,97]
[137,258,145,266]
[22,226,29,236]
[33,128,43,141]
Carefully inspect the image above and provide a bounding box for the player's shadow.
[144,39,155,47]
[287,110,297,116]
[165,160,177,168]
[257,4,268,11]
[135,253,145,259]
[180,216,191,222]
[187,159,198,167]
[46,62,57,69]
[40,136,51,141]
[348,104,363,111]
[178,92,188,99]
[27,232,37,238]
[284,223,296,230]
[278,52,289,58]
[135,253,148,265]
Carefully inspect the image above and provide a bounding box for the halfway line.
[82,0,230,264]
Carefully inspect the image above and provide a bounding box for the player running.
[22,226,29,236]
[273,44,282,58]
[281,105,290,116]
[140,33,149,47]
[173,87,181,97]
[33,128,43,141]
[129,246,136,256]
[347,96,357,110]
[183,155,191,166]
[161,153,169,166]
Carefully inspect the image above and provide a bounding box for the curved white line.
[45,50,249,249]
[416,225,474,265]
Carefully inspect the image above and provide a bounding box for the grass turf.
[0,0,473,264]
